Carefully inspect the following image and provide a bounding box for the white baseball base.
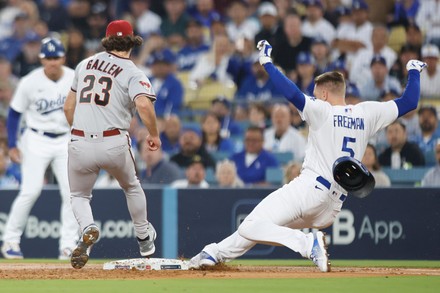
[103,258,190,270]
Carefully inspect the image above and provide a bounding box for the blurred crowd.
[0,0,440,189]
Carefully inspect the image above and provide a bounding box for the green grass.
[0,277,439,293]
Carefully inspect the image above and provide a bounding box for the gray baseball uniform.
[68,51,156,240]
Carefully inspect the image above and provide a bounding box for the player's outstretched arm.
[135,96,161,151]
[393,60,426,118]
[256,40,306,111]
[64,90,77,126]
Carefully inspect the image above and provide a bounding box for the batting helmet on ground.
[39,37,65,59]
[332,156,375,198]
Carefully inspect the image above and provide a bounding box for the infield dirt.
[1,263,439,280]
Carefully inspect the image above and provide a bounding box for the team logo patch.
[139,81,151,89]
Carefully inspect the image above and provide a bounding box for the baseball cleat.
[1,242,24,259]
[71,224,100,269]
[138,223,156,257]
[188,251,217,269]
[309,231,331,272]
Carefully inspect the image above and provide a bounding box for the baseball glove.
[332,156,375,198]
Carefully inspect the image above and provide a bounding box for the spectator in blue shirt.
[235,54,283,102]
[148,49,184,117]
[160,114,181,156]
[177,19,210,71]
[0,13,35,62]
[230,126,279,185]
[295,52,316,96]
[201,112,235,154]
[187,0,221,29]
[414,106,440,166]
[210,96,242,137]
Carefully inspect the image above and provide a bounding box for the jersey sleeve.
[299,95,332,130]
[9,78,29,113]
[361,101,399,134]
[128,72,156,102]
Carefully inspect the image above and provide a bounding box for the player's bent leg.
[71,224,100,269]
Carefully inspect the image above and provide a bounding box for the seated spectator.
[421,141,440,187]
[311,37,332,76]
[139,139,182,184]
[359,55,402,101]
[248,102,268,129]
[210,96,242,137]
[301,0,336,45]
[0,146,19,188]
[230,126,279,185]
[170,127,216,169]
[201,112,235,154]
[345,82,362,105]
[379,120,425,169]
[349,25,397,89]
[225,0,259,43]
[0,13,35,62]
[283,161,301,184]
[387,0,419,27]
[83,4,108,55]
[12,33,41,77]
[404,23,423,52]
[160,114,181,155]
[420,44,440,99]
[176,19,210,71]
[264,104,306,162]
[235,54,283,102]
[414,106,439,165]
[171,155,209,188]
[188,0,221,30]
[160,0,189,48]
[65,28,86,69]
[416,0,440,48]
[361,144,391,187]
[215,159,244,187]
[272,12,313,73]
[38,0,71,32]
[254,1,282,46]
[295,52,316,96]
[390,44,420,87]
[148,49,183,117]
[189,34,234,88]
[127,0,161,38]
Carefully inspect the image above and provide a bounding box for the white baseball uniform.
[2,66,79,253]
[200,97,399,262]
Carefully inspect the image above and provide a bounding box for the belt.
[316,176,347,202]
[30,128,66,138]
[71,128,121,137]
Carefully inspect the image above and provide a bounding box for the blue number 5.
[342,136,356,157]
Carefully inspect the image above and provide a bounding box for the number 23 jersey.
[299,95,398,181]
[71,52,156,132]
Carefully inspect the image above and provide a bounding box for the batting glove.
[256,40,272,65]
[406,59,427,72]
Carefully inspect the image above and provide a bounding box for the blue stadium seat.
[272,152,294,165]
[265,167,283,186]
[211,151,232,162]
[382,167,431,186]
[205,168,216,185]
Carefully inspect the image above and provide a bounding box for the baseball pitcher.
[2,38,79,260]
[189,40,426,272]
[64,20,161,269]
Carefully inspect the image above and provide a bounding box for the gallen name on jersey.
[86,58,123,77]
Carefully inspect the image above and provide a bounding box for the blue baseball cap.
[149,49,176,65]
[212,95,231,109]
[352,0,368,10]
[335,6,351,17]
[304,0,323,9]
[181,125,202,137]
[330,58,347,71]
[39,37,65,58]
[296,52,315,65]
[346,83,360,98]
[370,55,387,67]
[312,37,327,46]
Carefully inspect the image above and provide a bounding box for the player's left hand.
[406,59,427,72]
[256,40,272,65]
[145,135,161,151]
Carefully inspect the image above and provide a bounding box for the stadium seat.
[265,167,283,186]
[205,168,216,185]
[382,167,431,186]
[272,152,294,165]
[211,151,232,162]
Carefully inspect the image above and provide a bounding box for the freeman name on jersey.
[333,114,365,130]
[86,58,123,77]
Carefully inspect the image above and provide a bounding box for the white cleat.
[189,251,217,269]
[1,242,24,259]
[309,231,331,272]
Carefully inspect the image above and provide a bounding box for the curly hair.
[101,35,143,52]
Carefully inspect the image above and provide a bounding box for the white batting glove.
[406,59,427,72]
[256,40,272,65]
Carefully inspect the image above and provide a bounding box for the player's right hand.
[256,40,272,65]
[406,60,427,72]
[8,147,21,164]
[145,135,161,151]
